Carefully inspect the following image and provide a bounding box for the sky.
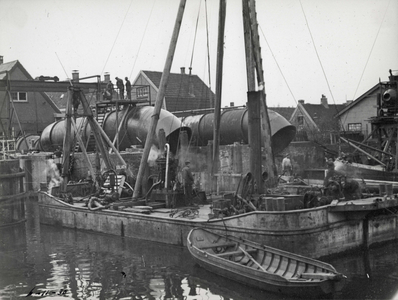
[1,0,397,108]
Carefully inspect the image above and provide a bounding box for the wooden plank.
[215,248,257,258]
[300,272,337,280]
[199,242,236,249]
[239,247,266,272]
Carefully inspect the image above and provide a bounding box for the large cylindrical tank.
[15,134,41,152]
[37,106,191,154]
[102,106,191,154]
[181,108,296,153]
[40,117,92,152]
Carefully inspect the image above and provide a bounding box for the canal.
[0,198,397,300]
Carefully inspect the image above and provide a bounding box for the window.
[348,123,362,132]
[297,115,304,125]
[10,92,28,102]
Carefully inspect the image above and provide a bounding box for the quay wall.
[0,160,26,226]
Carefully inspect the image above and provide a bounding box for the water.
[0,198,397,300]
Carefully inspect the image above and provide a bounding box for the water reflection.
[0,198,397,300]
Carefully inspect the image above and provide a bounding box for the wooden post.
[247,0,277,187]
[71,118,96,184]
[133,0,187,199]
[212,0,226,177]
[61,88,73,192]
[247,91,263,193]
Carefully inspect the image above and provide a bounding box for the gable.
[139,70,215,112]
[335,84,379,118]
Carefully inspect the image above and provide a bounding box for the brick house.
[132,68,215,115]
[0,57,61,137]
[289,95,346,143]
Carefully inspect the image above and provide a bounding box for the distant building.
[0,57,61,137]
[289,95,346,143]
[334,84,380,139]
[132,68,215,115]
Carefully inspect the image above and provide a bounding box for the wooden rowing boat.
[187,228,346,298]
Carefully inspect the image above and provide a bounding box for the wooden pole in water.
[133,0,187,199]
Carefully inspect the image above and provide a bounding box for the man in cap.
[182,161,194,205]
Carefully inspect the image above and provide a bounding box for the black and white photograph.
[1,0,398,299]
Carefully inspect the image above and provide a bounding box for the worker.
[281,154,292,176]
[324,157,335,187]
[125,77,132,100]
[182,161,194,205]
[105,80,114,100]
[115,77,124,99]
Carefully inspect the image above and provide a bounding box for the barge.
[38,190,398,259]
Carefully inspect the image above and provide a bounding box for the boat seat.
[199,242,237,250]
[215,248,257,257]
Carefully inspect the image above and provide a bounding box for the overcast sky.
[1,0,397,108]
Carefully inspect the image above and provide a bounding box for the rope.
[299,0,336,104]
[129,0,157,79]
[258,25,297,105]
[204,0,213,108]
[189,0,202,70]
[100,0,135,77]
[352,0,391,100]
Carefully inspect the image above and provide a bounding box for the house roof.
[141,70,214,112]
[0,60,28,80]
[269,107,295,121]
[335,84,379,118]
[0,60,61,113]
[301,103,345,122]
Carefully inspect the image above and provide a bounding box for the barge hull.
[38,192,398,258]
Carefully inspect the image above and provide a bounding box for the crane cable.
[100,0,135,77]
[189,0,202,71]
[205,0,213,108]
[129,0,157,79]
[299,0,336,105]
[258,25,297,105]
[352,0,392,100]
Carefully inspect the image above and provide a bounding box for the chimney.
[298,99,304,104]
[189,67,192,75]
[0,56,3,65]
[230,102,235,107]
[104,72,110,82]
[180,67,185,74]
[72,70,79,82]
[321,94,329,108]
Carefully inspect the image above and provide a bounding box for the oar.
[239,246,266,272]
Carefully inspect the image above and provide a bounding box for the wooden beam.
[212,0,226,176]
[133,0,187,199]
[0,80,105,93]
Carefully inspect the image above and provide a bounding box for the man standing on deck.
[105,80,114,100]
[324,157,335,187]
[182,161,194,205]
[281,154,292,176]
[115,77,124,99]
[125,77,132,100]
